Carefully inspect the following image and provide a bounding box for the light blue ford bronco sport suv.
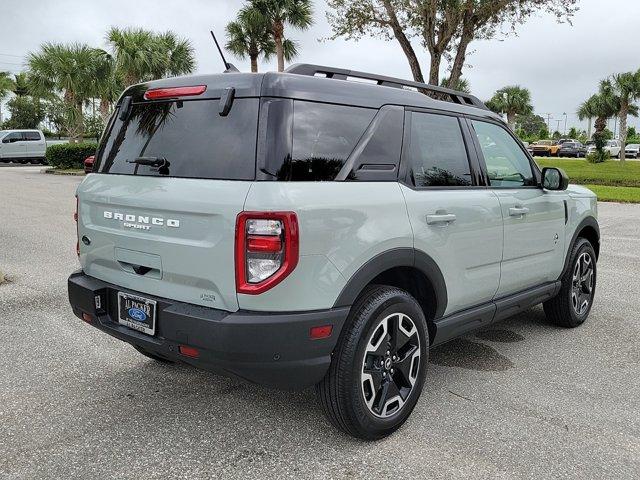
[68,64,599,439]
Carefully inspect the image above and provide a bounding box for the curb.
[41,168,85,176]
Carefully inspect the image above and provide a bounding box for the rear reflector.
[143,85,207,100]
[178,345,200,358]
[81,313,93,323]
[310,325,333,340]
[247,235,282,253]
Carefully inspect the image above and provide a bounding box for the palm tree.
[253,0,313,72]
[107,27,195,87]
[578,93,618,160]
[0,71,13,103]
[92,50,122,123]
[28,43,98,142]
[226,6,274,73]
[226,6,298,73]
[601,72,640,162]
[153,31,195,79]
[577,95,597,139]
[486,86,533,131]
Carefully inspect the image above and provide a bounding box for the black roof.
[121,64,501,121]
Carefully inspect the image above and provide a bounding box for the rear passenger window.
[24,132,41,141]
[405,112,471,187]
[289,101,375,181]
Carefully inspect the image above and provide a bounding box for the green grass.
[534,158,640,188]
[583,184,640,203]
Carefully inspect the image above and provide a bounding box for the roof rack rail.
[285,63,488,110]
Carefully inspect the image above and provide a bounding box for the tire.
[544,237,597,328]
[316,285,429,440]
[133,345,174,364]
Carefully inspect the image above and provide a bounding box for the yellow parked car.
[529,139,561,157]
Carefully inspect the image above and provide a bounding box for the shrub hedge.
[45,143,97,169]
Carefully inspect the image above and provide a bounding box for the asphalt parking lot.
[1,166,638,479]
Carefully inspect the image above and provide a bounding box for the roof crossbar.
[285,63,488,110]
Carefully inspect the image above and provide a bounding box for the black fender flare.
[561,216,600,277]
[332,247,448,319]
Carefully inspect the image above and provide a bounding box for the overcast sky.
[1,0,638,132]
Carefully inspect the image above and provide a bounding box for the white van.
[0,130,47,164]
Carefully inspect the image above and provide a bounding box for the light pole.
[563,112,567,135]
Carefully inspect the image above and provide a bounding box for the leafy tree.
[552,130,561,140]
[567,126,580,139]
[628,126,637,138]
[84,113,105,141]
[601,128,614,140]
[43,97,67,137]
[486,85,533,131]
[107,27,195,87]
[2,96,45,129]
[28,43,101,142]
[326,0,578,85]
[12,73,30,97]
[600,71,640,161]
[440,76,470,93]
[253,0,313,72]
[515,113,547,137]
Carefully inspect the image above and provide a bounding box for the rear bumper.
[68,271,349,390]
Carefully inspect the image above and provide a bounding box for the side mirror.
[542,167,569,191]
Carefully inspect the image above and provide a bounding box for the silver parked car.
[624,143,640,158]
[0,129,47,164]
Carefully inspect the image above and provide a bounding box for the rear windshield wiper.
[127,156,167,168]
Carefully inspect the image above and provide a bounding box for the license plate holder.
[117,292,157,336]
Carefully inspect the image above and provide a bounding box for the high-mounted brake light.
[143,85,207,100]
[235,212,299,294]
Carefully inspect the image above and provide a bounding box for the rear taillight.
[74,195,79,256]
[235,212,299,294]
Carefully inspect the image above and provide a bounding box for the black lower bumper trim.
[68,271,349,390]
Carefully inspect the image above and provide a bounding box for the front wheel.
[316,286,428,440]
[544,238,597,328]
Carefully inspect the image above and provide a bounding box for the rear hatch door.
[77,82,259,312]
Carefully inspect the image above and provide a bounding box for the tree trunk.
[75,99,84,143]
[506,112,516,131]
[250,54,258,73]
[587,117,592,139]
[428,53,441,85]
[619,103,628,163]
[381,0,424,83]
[99,98,112,124]
[448,7,475,87]
[274,21,285,72]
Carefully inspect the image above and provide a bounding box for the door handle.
[509,206,530,217]
[426,213,456,225]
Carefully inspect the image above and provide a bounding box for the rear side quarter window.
[287,101,375,181]
[404,111,472,187]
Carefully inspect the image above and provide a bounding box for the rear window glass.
[288,101,375,181]
[95,98,258,180]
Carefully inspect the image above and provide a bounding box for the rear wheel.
[133,345,174,364]
[544,238,596,328]
[316,285,428,440]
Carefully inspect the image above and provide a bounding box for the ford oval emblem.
[128,307,147,322]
